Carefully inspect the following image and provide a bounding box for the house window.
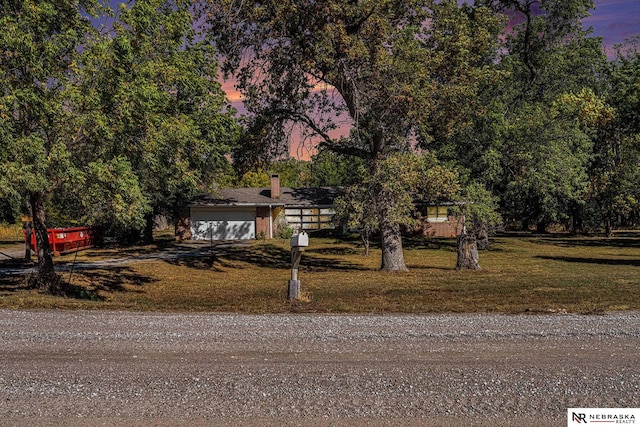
[426,206,449,222]
[285,207,336,230]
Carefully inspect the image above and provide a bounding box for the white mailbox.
[290,231,309,248]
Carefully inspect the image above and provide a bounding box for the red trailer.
[24,226,101,256]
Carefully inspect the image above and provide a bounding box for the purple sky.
[584,0,640,57]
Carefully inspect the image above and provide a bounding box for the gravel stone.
[0,310,638,426]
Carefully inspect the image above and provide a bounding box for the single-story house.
[175,174,462,241]
[176,175,339,241]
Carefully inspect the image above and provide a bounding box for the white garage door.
[191,208,256,240]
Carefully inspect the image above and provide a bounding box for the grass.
[0,223,23,245]
[1,232,639,313]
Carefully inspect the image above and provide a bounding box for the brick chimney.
[270,174,280,199]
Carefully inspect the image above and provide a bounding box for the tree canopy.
[199,0,504,270]
[72,0,239,241]
[0,0,238,290]
[1,0,102,290]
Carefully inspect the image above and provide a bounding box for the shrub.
[278,226,294,240]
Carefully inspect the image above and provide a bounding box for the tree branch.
[318,139,372,159]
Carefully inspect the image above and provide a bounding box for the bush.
[278,226,294,240]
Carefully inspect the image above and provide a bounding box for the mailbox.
[290,231,309,248]
[288,231,308,300]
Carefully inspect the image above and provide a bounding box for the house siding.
[255,207,271,239]
[420,216,463,238]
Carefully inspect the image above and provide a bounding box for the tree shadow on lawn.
[0,275,30,294]
[402,236,510,256]
[0,273,104,301]
[0,266,153,300]
[165,242,369,272]
[84,241,195,260]
[534,237,640,249]
[71,266,155,293]
[536,255,640,267]
[164,250,236,271]
[0,258,28,269]
[306,245,361,256]
[402,237,458,251]
[406,264,456,272]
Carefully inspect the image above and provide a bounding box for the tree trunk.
[571,203,584,235]
[536,221,547,234]
[143,212,154,244]
[362,229,370,256]
[456,226,480,270]
[604,215,612,237]
[29,191,61,293]
[475,219,490,250]
[380,222,408,271]
[24,221,32,262]
[374,172,408,271]
[174,207,192,241]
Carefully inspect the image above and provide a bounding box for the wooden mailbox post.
[288,231,308,300]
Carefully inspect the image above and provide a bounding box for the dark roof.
[190,187,341,208]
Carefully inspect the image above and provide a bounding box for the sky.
[584,0,640,57]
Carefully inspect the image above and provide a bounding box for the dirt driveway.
[0,241,249,277]
[0,243,25,261]
[0,310,638,426]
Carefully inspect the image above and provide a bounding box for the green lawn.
[1,234,639,313]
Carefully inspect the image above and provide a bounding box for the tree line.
[1,0,639,292]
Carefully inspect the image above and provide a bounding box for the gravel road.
[0,310,638,426]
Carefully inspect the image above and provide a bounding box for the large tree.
[334,152,460,257]
[0,0,238,292]
[0,0,101,291]
[432,0,607,233]
[199,0,502,270]
[603,41,640,232]
[72,0,239,242]
[454,182,501,269]
[492,0,612,232]
[581,41,640,234]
